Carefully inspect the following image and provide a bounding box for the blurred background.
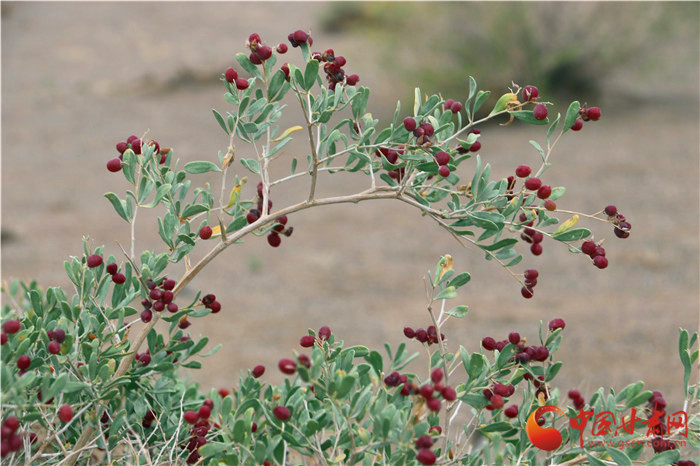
[2,2,698,408]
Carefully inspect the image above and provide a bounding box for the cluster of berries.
[385,368,457,411]
[525,374,551,402]
[246,182,293,248]
[483,381,517,412]
[310,48,359,89]
[481,330,549,364]
[604,204,631,239]
[457,128,482,154]
[519,268,539,299]
[644,390,684,454]
[224,65,249,90]
[134,349,151,366]
[580,240,609,269]
[182,399,215,464]
[374,146,407,181]
[403,325,446,346]
[46,328,66,355]
[567,389,586,410]
[520,85,548,121]
[1,416,36,458]
[1,319,21,346]
[571,104,602,131]
[107,135,165,173]
[245,33,277,65]
[279,327,331,375]
[141,277,179,323]
[403,117,435,147]
[443,98,463,113]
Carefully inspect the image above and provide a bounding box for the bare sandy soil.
[2,2,698,413]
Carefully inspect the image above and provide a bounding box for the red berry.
[416,449,437,465]
[604,205,617,216]
[184,411,198,424]
[3,418,19,433]
[548,318,566,331]
[434,151,450,166]
[257,46,273,61]
[593,246,606,258]
[276,43,288,54]
[438,166,451,177]
[267,233,281,247]
[504,405,519,418]
[249,53,262,65]
[593,256,608,269]
[568,389,581,400]
[508,332,520,345]
[415,434,433,449]
[318,326,331,340]
[426,397,441,412]
[17,356,30,370]
[292,30,308,43]
[252,365,265,378]
[420,385,434,399]
[515,165,531,178]
[522,85,539,102]
[278,358,297,375]
[441,386,457,402]
[116,141,128,154]
[482,337,497,351]
[586,107,601,121]
[223,68,238,85]
[105,263,118,275]
[524,177,542,190]
[431,368,444,384]
[3,321,20,334]
[131,139,142,155]
[300,335,315,347]
[532,232,543,244]
[87,254,103,268]
[403,327,416,338]
[489,394,504,409]
[273,406,291,421]
[138,353,151,365]
[248,33,261,44]
[571,119,583,131]
[581,241,597,256]
[107,158,123,172]
[112,273,126,284]
[469,140,482,152]
[530,243,543,256]
[199,226,213,240]
[403,117,417,132]
[544,199,557,211]
[533,104,548,120]
[153,301,165,312]
[209,301,221,313]
[533,346,549,361]
[444,99,454,110]
[140,309,153,323]
[198,405,211,419]
[450,102,462,113]
[420,123,435,137]
[58,405,73,423]
[1,334,7,345]
[521,286,534,299]
[537,185,552,199]
[48,341,61,355]
[235,78,249,90]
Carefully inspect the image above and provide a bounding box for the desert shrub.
[1,28,697,465]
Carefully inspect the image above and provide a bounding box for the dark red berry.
[441,386,457,402]
[107,158,123,172]
[292,30,308,43]
[48,341,61,355]
[318,326,331,340]
[257,46,272,61]
[426,397,441,412]
[508,332,520,345]
[438,166,451,177]
[403,327,416,338]
[267,233,281,247]
[568,389,581,400]
[548,318,565,331]
[434,151,450,166]
[403,117,417,132]
[482,337,497,351]
[297,354,311,368]
[537,185,552,199]
[106,263,118,275]
[522,85,539,102]
[112,273,126,284]
[199,226,213,240]
[420,123,435,137]
[415,329,428,343]
[431,368,444,384]
[571,120,583,131]
[273,406,291,421]
[415,434,433,449]
[581,241,597,256]
[198,405,211,419]
[489,394,504,410]
[593,256,608,269]
[469,141,482,152]
[141,309,153,323]
[278,358,297,375]
[534,346,549,361]
[138,353,151,365]
[521,286,534,299]
[209,301,221,313]
[58,405,73,423]
[3,321,20,334]
[544,199,557,211]
[586,107,601,121]
[420,385,434,399]
[524,177,542,190]
[224,67,238,83]
[252,365,265,378]
[153,301,165,312]
[300,335,315,347]
[167,303,178,313]
[184,411,198,424]
[504,405,519,418]
[249,53,262,65]
[1,334,7,345]
[515,165,531,178]
[604,205,617,216]
[450,102,462,113]
[533,104,548,120]
[416,449,436,465]
[276,43,288,54]
[17,356,30,371]
[530,243,543,256]
[87,254,103,268]
[235,78,249,90]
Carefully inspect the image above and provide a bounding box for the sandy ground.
[2,2,699,413]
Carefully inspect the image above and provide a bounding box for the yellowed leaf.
[553,214,579,236]
[438,254,453,280]
[272,125,303,142]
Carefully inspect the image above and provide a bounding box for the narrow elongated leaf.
[184,161,221,174]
